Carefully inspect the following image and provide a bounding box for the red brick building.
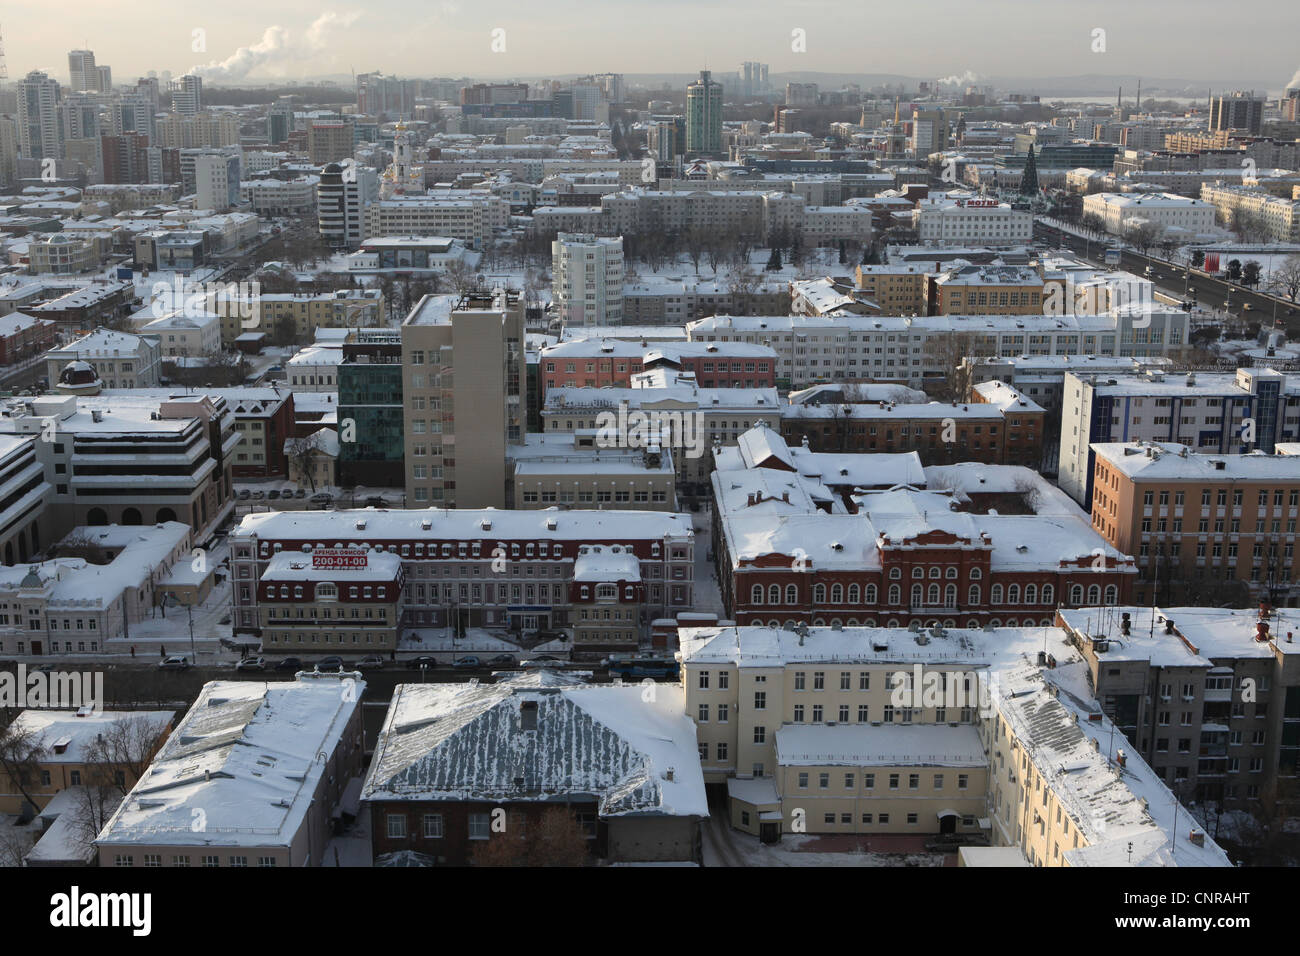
[0,312,57,366]
[540,339,777,396]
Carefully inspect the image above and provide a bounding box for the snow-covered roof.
[10,710,173,764]
[776,723,986,767]
[233,507,693,544]
[573,546,641,583]
[261,548,403,583]
[362,674,707,818]
[96,674,364,849]
[1092,441,1300,481]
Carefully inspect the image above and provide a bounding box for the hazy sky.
[6,0,1298,89]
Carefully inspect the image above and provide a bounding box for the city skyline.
[4,2,1298,90]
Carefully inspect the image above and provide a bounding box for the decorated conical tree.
[1020,143,1040,196]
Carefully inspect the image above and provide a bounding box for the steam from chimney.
[190,12,361,81]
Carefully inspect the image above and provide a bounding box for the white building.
[137,310,222,359]
[1082,192,1216,237]
[552,233,625,327]
[44,328,163,391]
[913,194,1032,247]
[685,309,1189,390]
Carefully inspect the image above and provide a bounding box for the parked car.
[355,655,386,670]
[452,656,481,669]
[310,492,333,505]
[316,656,345,671]
[238,489,251,500]
[405,656,439,670]
[268,489,281,500]
[274,657,303,671]
[365,496,385,507]
[219,615,231,625]
[521,657,563,669]
[251,490,265,500]
[294,488,306,499]
[158,655,190,671]
[487,654,516,667]
[236,657,265,672]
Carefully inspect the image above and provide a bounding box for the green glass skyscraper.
[685,69,723,156]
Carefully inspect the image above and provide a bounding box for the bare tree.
[0,717,47,820]
[928,331,985,403]
[1273,255,1300,302]
[285,432,327,492]
[444,259,477,295]
[1126,221,1164,257]
[49,530,110,564]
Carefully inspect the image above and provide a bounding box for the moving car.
[316,656,345,671]
[405,656,439,670]
[274,657,303,671]
[452,656,481,669]
[355,655,386,670]
[487,654,516,667]
[158,655,190,671]
[236,657,265,672]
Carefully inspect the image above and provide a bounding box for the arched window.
[911,584,923,607]
[769,584,781,605]
[122,507,142,525]
[990,584,1004,604]
[1024,584,1037,604]
[813,617,826,626]
[928,583,941,604]
[786,584,798,605]
[1005,618,1018,626]
[968,584,981,605]
[887,619,899,627]
[864,583,877,604]
[865,619,877,627]
[929,567,941,579]
[945,583,957,606]
[1087,584,1101,604]
[1042,584,1054,605]
[847,584,860,603]
[1070,584,1083,604]
[1007,584,1020,604]
[888,584,900,605]
[890,568,902,579]
[831,584,843,604]
[968,619,980,628]
[814,584,826,603]
[970,568,982,580]
[946,567,958,579]
[751,584,764,604]
[1104,584,1118,604]
[846,618,858,627]
[912,567,924,579]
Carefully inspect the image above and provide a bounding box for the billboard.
[312,548,369,570]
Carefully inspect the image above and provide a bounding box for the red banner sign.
[312,548,368,569]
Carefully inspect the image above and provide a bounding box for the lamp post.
[165,593,196,663]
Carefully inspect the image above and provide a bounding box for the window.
[257,857,277,868]
[753,726,766,744]
[423,814,444,838]
[386,814,407,839]
[468,813,491,839]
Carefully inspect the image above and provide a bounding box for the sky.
[4,0,1298,90]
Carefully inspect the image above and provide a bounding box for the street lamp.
[165,593,197,663]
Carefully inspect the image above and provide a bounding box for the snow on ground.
[324,819,373,867]
[700,811,947,868]
[691,508,725,618]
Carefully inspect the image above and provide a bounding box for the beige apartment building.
[400,291,526,509]
[1090,440,1300,605]
[680,623,1233,864]
[852,263,929,314]
[680,624,993,839]
[0,710,174,816]
[210,290,385,346]
[926,266,1046,315]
